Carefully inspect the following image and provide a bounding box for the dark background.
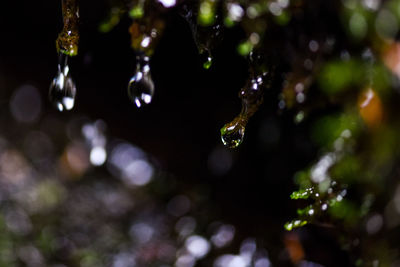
[0,1,349,265]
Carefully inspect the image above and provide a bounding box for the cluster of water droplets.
[127,54,154,108]
[49,53,76,112]
[220,73,266,148]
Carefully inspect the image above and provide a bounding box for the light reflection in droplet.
[220,120,246,148]
[49,55,77,112]
[128,57,155,108]
[63,97,75,110]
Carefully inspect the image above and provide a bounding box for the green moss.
[284,219,308,231]
[311,113,361,148]
[290,188,313,200]
[129,6,144,19]
[237,41,253,56]
[198,1,216,26]
[318,60,364,94]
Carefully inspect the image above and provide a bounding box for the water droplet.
[201,51,213,69]
[187,15,223,68]
[220,118,246,148]
[128,71,154,108]
[220,73,267,148]
[128,56,154,108]
[203,56,213,69]
[49,53,76,112]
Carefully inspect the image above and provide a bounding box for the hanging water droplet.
[203,56,212,69]
[220,118,246,148]
[127,55,154,108]
[220,72,268,148]
[184,9,223,70]
[201,50,213,70]
[128,71,154,108]
[49,53,76,112]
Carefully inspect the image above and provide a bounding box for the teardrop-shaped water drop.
[201,51,213,69]
[220,118,246,148]
[49,54,76,112]
[127,69,154,108]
